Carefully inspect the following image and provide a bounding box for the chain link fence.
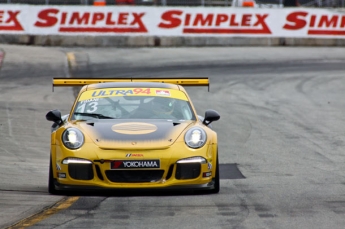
[0,0,344,7]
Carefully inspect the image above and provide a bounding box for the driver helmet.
[151,97,175,115]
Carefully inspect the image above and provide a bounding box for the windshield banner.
[79,88,188,101]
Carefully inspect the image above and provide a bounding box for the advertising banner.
[0,5,344,38]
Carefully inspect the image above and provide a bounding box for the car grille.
[105,170,164,183]
[68,163,94,180]
[175,163,201,179]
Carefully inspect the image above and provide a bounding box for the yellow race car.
[46,78,220,194]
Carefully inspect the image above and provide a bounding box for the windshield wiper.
[74,112,115,119]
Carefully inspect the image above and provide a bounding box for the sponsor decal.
[91,88,151,97]
[111,160,160,169]
[34,8,147,33]
[126,153,144,157]
[0,10,24,31]
[156,90,171,96]
[0,6,344,38]
[203,172,212,178]
[80,98,99,104]
[283,11,345,36]
[58,173,66,178]
[158,10,271,35]
[208,162,212,170]
[56,162,61,171]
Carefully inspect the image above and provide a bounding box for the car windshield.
[71,87,196,121]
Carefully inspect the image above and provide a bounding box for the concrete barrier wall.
[1,35,345,46]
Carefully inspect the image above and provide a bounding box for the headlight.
[184,127,207,149]
[62,128,84,149]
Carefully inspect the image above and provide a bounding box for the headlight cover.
[62,128,84,149]
[184,127,207,149]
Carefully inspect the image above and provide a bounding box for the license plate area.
[110,160,160,169]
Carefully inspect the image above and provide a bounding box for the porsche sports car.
[46,78,220,194]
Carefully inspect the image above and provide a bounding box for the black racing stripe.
[91,120,175,141]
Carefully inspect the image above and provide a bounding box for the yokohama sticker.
[111,160,160,169]
[158,10,272,35]
[34,8,147,33]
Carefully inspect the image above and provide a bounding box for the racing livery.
[46,78,220,194]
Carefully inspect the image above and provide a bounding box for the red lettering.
[253,14,268,27]
[310,15,316,27]
[283,12,308,30]
[118,13,128,25]
[0,11,3,23]
[35,9,59,27]
[193,14,213,26]
[318,15,338,28]
[131,13,144,25]
[106,12,115,25]
[6,11,20,24]
[61,12,67,25]
[241,14,251,26]
[341,16,345,28]
[92,13,104,25]
[70,12,90,25]
[158,10,182,29]
[215,14,228,26]
[185,14,191,26]
[230,15,238,26]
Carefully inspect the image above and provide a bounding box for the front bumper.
[52,142,217,191]
[54,179,216,191]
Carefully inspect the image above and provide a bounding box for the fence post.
[7,0,10,3]
[201,0,205,6]
[45,0,49,4]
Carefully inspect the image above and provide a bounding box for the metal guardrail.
[0,0,344,7]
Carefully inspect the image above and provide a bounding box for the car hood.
[76,119,194,150]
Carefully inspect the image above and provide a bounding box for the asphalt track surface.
[0,45,345,229]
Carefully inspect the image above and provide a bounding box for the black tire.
[48,156,59,195]
[209,153,220,194]
[198,152,220,195]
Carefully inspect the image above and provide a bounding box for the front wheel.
[209,153,220,194]
[199,152,219,195]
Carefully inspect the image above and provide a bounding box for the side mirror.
[46,110,62,124]
[203,109,220,126]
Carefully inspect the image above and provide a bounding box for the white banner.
[0,5,344,38]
